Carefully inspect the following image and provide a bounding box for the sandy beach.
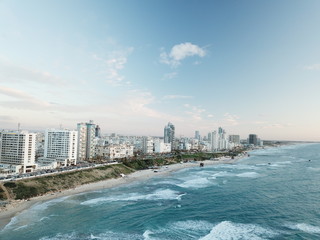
[0,157,240,229]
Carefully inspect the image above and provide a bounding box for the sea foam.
[286,223,320,234]
[81,189,185,205]
[199,221,277,240]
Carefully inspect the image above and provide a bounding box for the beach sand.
[0,157,240,229]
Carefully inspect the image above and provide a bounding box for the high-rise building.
[164,122,175,144]
[44,129,78,165]
[248,134,258,145]
[0,131,36,173]
[77,120,96,161]
[95,125,101,138]
[142,137,154,154]
[229,135,240,145]
[210,131,218,151]
[195,130,200,140]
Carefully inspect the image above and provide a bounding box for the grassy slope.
[2,164,134,200]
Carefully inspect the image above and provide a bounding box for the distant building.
[195,130,200,140]
[229,135,240,145]
[248,134,258,145]
[95,144,134,160]
[95,125,101,138]
[154,139,171,153]
[77,120,96,161]
[0,131,36,174]
[164,122,175,144]
[142,137,154,154]
[43,129,78,166]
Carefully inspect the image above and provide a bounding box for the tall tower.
[164,122,175,144]
[195,130,200,140]
[248,134,258,145]
[210,131,218,151]
[77,120,96,161]
[95,125,101,138]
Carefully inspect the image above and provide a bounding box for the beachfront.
[0,156,240,229]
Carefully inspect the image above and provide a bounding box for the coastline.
[0,156,241,229]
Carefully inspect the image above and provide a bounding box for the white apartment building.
[95,144,134,160]
[0,131,36,174]
[142,137,154,154]
[42,129,78,166]
[154,140,171,153]
[77,120,96,161]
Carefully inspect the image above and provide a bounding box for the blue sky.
[0,0,320,140]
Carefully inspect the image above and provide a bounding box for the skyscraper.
[77,120,96,161]
[95,125,101,138]
[164,122,175,144]
[195,130,200,140]
[248,134,258,145]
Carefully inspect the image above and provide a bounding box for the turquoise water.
[1,143,320,239]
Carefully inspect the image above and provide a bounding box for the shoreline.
[0,156,241,229]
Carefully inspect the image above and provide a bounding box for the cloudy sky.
[0,0,320,141]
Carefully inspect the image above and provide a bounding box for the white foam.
[143,230,154,240]
[13,224,28,231]
[81,189,185,205]
[236,172,260,178]
[40,231,142,240]
[32,196,70,211]
[211,171,233,178]
[286,223,320,234]
[177,177,213,189]
[171,220,214,232]
[215,164,259,171]
[141,220,214,239]
[199,221,277,240]
[308,167,320,171]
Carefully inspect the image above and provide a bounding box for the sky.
[0,0,320,141]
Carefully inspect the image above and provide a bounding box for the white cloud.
[162,72,177,80]
[253,121,294,129]
[160,42,206,67]
[0,59,65,85]
[0,86,54,110]
[304,64,320,70]
[163,95,193,100]
[184,104,206,121]
[224,113,239,126]
[93,47,133,86]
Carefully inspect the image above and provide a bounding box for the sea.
[1,143,320,240]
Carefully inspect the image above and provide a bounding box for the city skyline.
[1,1,320,141]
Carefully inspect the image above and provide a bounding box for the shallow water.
[1,143,320,239]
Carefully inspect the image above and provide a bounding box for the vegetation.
[2,164,134,200]
[1,148,248,201]
[122,158,180,170]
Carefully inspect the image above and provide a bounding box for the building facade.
[164,122,175,145]
[229,135,240,145]
[95,144,134,160]
[44,129,78,166]
[142,137,154,154]
[248,134,258,145]
[77,120,96,161]
[0,131,36,173]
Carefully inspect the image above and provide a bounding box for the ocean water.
[1,143,320,240]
